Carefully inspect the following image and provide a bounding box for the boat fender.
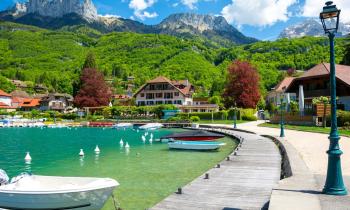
[0,169,9,185]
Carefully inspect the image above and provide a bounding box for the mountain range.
[0,0,256,46]
[279,19,350,39]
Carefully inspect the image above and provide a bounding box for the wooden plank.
[151,129,281,210]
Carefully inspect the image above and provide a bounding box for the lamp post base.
[323,187,348,195]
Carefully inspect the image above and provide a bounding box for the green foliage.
[290,100,299,114]
[83,51,97,69]
[240,108,257,121]
[190,116,200,122]
[0,76,15,93]
[0,21,348,97]
[312,96,330,104]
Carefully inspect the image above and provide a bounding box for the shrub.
[190,116,200,122]
[242,115,258,121]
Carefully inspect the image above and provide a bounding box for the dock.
[152,128,281,210]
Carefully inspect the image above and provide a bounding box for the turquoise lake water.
[0,127,236,210]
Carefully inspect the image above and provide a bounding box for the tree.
[0,76,15,93]
[74,68,112,108]
[342,44,350,65]
[83,52,97,69]
[222,60,261,108]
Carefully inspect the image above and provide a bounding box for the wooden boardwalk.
[152,128,281,210]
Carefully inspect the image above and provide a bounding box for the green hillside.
[0,21,348,96]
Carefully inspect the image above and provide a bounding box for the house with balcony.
[134,76,194,106]
[39,93,73,112]
[286,63,350,111]
[0,89,16,111]
[266,77,296,107]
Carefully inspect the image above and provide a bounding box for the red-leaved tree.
[222,60,261,108]
[74,68,112,108]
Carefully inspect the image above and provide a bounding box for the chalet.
[134,76,194,106]
[111,94,132,106]
[286,63,350,111]
[0,89,16,112]
[19,98,41,111]
[266,77,296,107]
[39,93,73,112]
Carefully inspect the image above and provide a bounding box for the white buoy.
[79,149,84,156]
[24,152,32,162]
[120,139,124,146]
[125,142,130,149]
[94,145,100,154]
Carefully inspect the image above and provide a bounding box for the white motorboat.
[0,173,119,210]
[47,123,68,128]
[139,123,163,130]
[168,141,226,150]
[112,123,133,129]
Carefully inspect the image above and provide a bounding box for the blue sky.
[1,0,350,40]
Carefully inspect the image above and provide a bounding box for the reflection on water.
[95,154,99,164]
[24,161,31,173]
[79,156,84,167]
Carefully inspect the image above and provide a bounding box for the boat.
[112,123,133,129]
[139,123,163,130]
[161,130,225,141]
[0,173,119,210]
[168,141,226,150]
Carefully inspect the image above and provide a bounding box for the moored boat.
[112,123,133,129]
[0,173,119,210]
[139,123,163,130]
[168,141,225,150]
[161,130,225,141]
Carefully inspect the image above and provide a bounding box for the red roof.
[0,102,16,109]
[274,77,295,92]
[0,89,11,97]
[113,95,131,99]
[298,63,350,85]
[147,76,172,84]
[19,98,40,107]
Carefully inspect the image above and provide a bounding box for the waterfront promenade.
[152,128,281,209]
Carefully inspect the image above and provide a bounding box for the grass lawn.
[259,123,350,137]
[197,120,248,125]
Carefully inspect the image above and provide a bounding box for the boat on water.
[139,123,163,130]
[168,141,226,150]
[112,123,133,129]
[161,130,225,141]
[47,123,68,128]
[0,172,118,210]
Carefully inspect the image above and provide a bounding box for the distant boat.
[139,123,163,130]
[161,130,225,141]
[47,124,67,128]
[112,123,133,129]
[168,141,226,151]
[0,174,119,210]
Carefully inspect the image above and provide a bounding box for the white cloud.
[99,14,121,18]
[181,0,198,10]
[129,0,158,20]
[303,0,350,23]
[221,0,297,27]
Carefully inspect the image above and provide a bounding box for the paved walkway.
[152,128,281,210]
[210,121,350,176]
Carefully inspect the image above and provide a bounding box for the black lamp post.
[320,1,347,195]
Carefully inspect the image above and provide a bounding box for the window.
[164,92,173,99]
[146,93,154,99]
[147,101,154,105]
[140,93,145,97]
[149,84,155,90]
[156,93,163,98]
[165,100,173,104]
[138,101,145,106]
[156,101,163,104]
[201,109,206,113]
[174,92,179,97]
[177,100,182,105]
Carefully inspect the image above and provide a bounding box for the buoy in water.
[94,145,100,154]
[79,149,85,156]
[125,142,130,149]
[24,152,32,162]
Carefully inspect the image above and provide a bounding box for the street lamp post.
[279,99,285,138]
[233,103,237,129]
[320,1,347,195]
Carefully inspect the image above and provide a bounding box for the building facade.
[134,76,194,106]
[266,77,297,107]
[40,93,74,112]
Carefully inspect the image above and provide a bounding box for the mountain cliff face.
[279,19,350,39]
[0,1,256,45]
[155,13,257,44]
[8,0,98,22]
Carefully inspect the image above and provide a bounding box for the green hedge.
[177,108,257,121]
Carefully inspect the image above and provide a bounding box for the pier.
[152,128,281,209]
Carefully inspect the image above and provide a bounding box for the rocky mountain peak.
[10,0,98,22]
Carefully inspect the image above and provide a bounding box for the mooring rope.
[111,193,121,210]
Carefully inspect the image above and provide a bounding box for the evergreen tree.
[83,52,97,69]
